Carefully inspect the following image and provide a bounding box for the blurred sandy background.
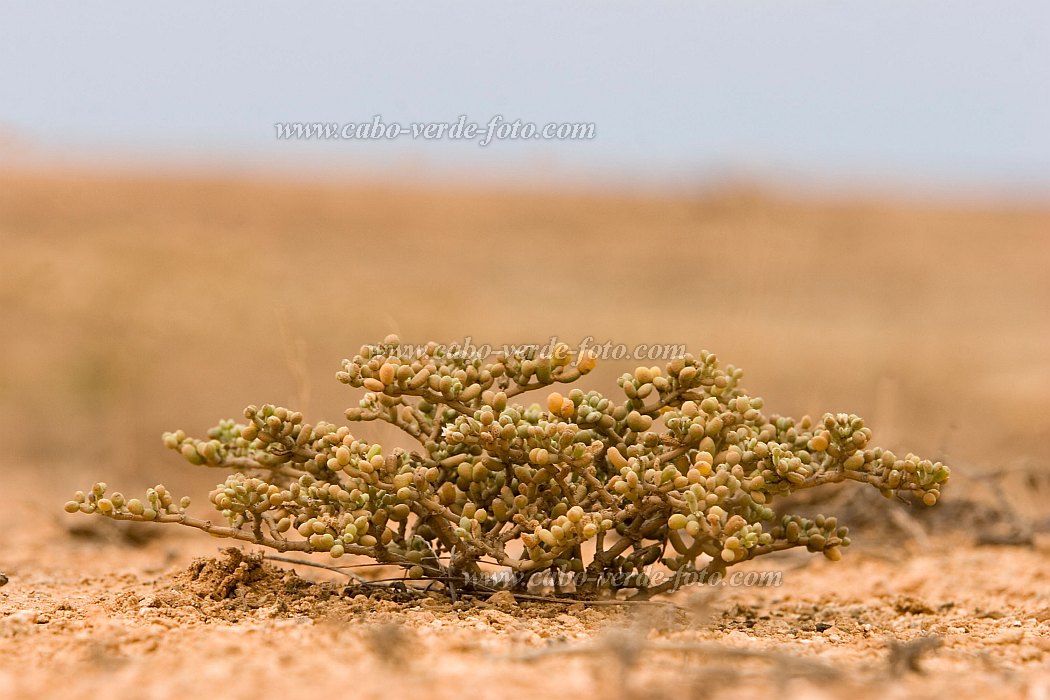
[1,166,1047,509]
[2,5,1048,507]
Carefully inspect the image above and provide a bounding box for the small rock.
[8,610,39,624]
[0,572,8,587]
[893,596,934,615]
[1020,645,1042,662]
[994,629,1025,645]
[486,590,518,609]
[0,610,41,636]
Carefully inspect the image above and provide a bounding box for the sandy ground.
[1,168,1048,698]
[1,516,1048,699]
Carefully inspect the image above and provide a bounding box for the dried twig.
[887,635,943,674]
[515,637,840,680]
[261,554,370,583]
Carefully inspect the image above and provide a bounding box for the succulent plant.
[68,336,949,598]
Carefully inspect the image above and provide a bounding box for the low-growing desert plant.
[68,338,949,598]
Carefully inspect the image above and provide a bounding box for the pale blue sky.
[2,2,1048,195]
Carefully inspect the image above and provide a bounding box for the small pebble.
[995,629,1024,645]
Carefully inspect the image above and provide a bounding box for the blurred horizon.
[2,2,1049,201]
